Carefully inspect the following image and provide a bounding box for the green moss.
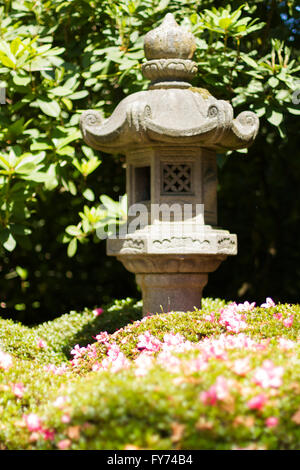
[188,87,212,99]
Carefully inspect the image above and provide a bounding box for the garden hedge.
[0,297,299,450]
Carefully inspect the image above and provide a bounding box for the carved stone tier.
[142,58,198,85]
[107,225,236,315]
[107,226,237,257]
[80,90,259,153]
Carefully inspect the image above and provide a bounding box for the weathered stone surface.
[136,273,208,315]
[143,13,196,60]
[80,89,259,153]
[80,13,259,316]
[107,226,237,256]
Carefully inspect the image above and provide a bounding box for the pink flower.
[203,313,215,322]
[198,337,228,361]
[42,428,55,441]
[265,416,279,428]
[236,301,256,312]
[106,343,121,361]
[260,297,276,308]
[157,350,181,374]
[278,338,295,350]
[70,344,88,367]
[93,307,104,316]
[96,343,130,373]
[254,339,270,351]
[94,331,109,343]
[11,383,25,398]
[87,344,98,359]
[70,344,87,357]
[37,338,47,349]
[163,333,185,347]
[222,333,257,350]
[214,376,230,400]
[186,354,208,373]
[0,349,13,370]
[201,389,217,406]
[218,304,248,333]
[253,360,284,389]
[57,439,71,450]
[92,362,101,371]
[283,315,294,328]
[232,358,251,376]
[23,413,42,432]
[53,396,68,408]
[110,352,130,373]
[61,414,71,423]
[29,432,40,442]
[201,376,230,406]
[134,352,154,377]
[247,394,268,410]
[137,331,162,353]
[44,363,68,375]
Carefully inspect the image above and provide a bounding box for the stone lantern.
[80,13,259,316]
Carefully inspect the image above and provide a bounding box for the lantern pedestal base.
[136,273,208,316]
[107,226,237,316]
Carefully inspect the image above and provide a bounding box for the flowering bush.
[0,297,299,450]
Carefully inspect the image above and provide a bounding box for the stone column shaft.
[136,273,208,315]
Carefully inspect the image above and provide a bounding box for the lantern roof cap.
[80,14,259,153]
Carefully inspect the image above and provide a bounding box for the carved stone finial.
[144,13,196,60]
[142,13,197,87]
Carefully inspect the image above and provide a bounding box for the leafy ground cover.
[0,297,299,450]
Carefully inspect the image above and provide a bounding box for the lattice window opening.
[162,164,192,193]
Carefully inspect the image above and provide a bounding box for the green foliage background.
[0,0,299,324]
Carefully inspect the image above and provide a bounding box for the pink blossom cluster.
[232,357,251,376]
[70,344,88,367]
[218,303,249,333]
[252,360,284,389]
[156,350,182,374]
[134,352,154,377]
[260,297,276,308]
[162,333,193,353]
[37,338,47,349]
[277,337,295,350]
[247,393,268,410]
[201,376,231,405]
[53,395,69,409]
[183,354,208,373]
[197,333,257,360]
[44,363,69,375]
[23,413,55,442]
[94,331,109,343]
[137,331,162,352]
[92,343,130,373]
[93,307,104,317]
[11,382,25,398]
[136,331,192,355]
[0,349,13,370]
[272,312,294,328]
[70,343,98,367]
[4,297,297,450]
